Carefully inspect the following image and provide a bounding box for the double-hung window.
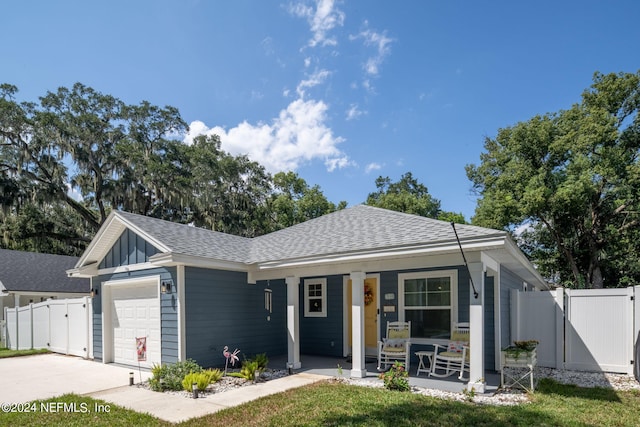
[399,270,457,340]
[304,278,327,317]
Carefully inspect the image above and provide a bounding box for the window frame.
[398,270,458,344]
[304,278,327,318]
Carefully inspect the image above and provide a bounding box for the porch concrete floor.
[270,354,501,395]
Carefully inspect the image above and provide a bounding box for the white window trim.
[398,270,458,345]
[304,278,327,318]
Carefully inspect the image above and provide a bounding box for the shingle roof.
[249,205,505,262]
[0,249,89,293]
[115,211,251,263]
[113,205,505,265]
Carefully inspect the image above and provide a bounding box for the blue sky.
[2,1,639,221]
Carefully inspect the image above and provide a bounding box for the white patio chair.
[377,321,411,371]
[430,322,470,381]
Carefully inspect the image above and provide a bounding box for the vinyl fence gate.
[4,297,92,358]
[511,286,640,375]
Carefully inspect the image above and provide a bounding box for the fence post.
[555,287,564,370]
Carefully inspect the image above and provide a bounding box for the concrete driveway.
[0,353,329,423]
[0,353,151,404]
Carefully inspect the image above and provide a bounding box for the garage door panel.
[110,283,161,368]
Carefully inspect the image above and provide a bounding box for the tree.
[365,172,466,223]
[0,82,351,252]
[466,71,640,288]
[267,171,346,231]
[187,134,272,237]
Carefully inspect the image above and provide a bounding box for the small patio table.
[415,351,434,376]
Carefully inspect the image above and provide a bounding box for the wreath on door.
[364,284,374,305]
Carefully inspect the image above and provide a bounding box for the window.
[399,271,457,340]
[304,278,327,317]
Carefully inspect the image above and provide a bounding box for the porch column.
[467,262,486,393]
[286,276,301,369]
[350,271,366,378]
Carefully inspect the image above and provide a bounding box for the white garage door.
[111,283,161,368]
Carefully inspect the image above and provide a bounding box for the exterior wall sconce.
[90,288,99,298]
[161,280,173,294]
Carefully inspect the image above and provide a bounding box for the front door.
[347,277,378,356]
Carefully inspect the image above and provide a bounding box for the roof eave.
[150,252,249,272]
[67,263,99,278]
[254,236,508,271]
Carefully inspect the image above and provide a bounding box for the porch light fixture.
[90,287,99,298]
[161,280,173,294]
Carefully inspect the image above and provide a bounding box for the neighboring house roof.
[0,249,89,294]
[72,205,547,288]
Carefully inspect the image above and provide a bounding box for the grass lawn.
[1,379,639,426]
[0,346,50,358]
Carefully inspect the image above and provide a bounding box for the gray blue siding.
[484,276,495,371]
[184,268,287,368]
[378,266,497,369]
[299,275,344,357]
[92,229,175,364]
[93,266,178,364]
[99,229,159,269]
[500,266,525,349]
[91,277,102,361]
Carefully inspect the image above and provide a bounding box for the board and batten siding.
[92,228,177,364]
[184,267,287,368]
[99,229,159,269]
[299,275,344,357]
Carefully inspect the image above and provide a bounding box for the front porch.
[270,354,501,394]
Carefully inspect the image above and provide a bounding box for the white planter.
[501,347,537,368]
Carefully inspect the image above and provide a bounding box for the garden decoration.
[223,345,240,375]
[501,340,538,391]
[364,284,374,305]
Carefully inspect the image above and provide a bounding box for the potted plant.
[501,340,538,366]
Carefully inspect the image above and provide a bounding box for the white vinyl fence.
[4,297,92,358]
[511,286,640,374]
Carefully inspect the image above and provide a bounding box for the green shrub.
[229,360,260,380]
[182,369,223,392]
[252,353,269,370]
[379,361,410,392]
[149,359,203,392]
[205,368,223,384]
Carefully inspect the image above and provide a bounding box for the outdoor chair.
[377,321,411,371]
[430,322,470,381]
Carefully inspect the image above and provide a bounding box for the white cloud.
[350,23,394,76]
[288,0,345,47]
[184,98,350,173]
[304,57,311,67]
[296,68,331,97]
[365,162,382,174]
[345,104,365,121]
